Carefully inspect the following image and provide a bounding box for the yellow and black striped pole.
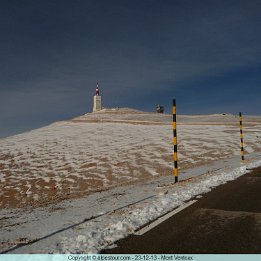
[239,112,245,161]
[173,99,178,182]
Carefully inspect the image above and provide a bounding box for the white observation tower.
[93,82,102,112]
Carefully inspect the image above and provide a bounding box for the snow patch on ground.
[1,121,261,208]
[2,157,261,254]
[58,160,261,253]
[1,111,261,252]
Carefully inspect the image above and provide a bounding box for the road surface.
[104,166,261,254]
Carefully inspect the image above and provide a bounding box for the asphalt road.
[103,166,261,254]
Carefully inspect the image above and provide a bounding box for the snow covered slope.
[1,108,261,253]
[0,108,261,209]
[1,157,261,253]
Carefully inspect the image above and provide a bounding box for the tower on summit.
[93,82,102,112]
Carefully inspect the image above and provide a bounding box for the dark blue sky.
[1,0,261,137]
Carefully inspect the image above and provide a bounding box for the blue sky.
[1,0,261,137]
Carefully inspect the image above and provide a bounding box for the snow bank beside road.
[6,158,261,254]
[60,161,261,253]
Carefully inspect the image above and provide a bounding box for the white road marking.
[135,200,197,236]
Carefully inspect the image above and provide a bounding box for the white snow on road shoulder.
[59,160,261,253]
[4,158,261,254]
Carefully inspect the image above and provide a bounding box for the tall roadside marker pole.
[239,112,245,161]
[173,99,178,183]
